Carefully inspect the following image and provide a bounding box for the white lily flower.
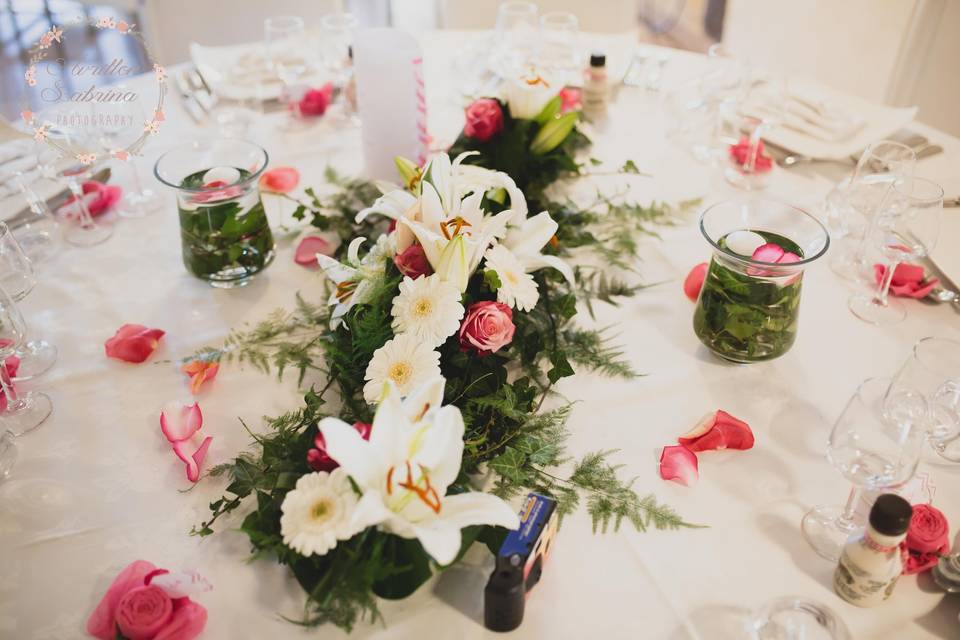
[502,211,575,285]
[317,234,396,327]
[504,68,558,120]
[320,378,519,565]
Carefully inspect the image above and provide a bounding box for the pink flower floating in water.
[105,324,165,363]
[160,402,212,483]
[874,263,939,299]
[86,559,209,640]
[259,166,300,194]
[659,410,754,486]
[180,360,219,394]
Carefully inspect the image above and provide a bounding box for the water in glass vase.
[693,230,804,363]
[178,167,275,287]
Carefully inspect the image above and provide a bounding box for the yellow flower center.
[504,270,520,285]
[388,361,413,386]
[310,498,333,522]
[412,298,433,318]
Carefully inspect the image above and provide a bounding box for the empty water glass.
[0,222,56,380]
[494,1,539,75]
[802,378,926,562]
[0,284,53,435]
[538,12,579,82]
[265,15,308,123]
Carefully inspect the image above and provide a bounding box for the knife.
[5,167,111,229]
[919,254,960,303]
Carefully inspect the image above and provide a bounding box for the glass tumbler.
[693,199,830,362]
[154,139,275,288]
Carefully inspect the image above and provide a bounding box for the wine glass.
[9,171,59,263]
[0,284,53,435]
[320,12,360,122]
[94,84,163,217]
[888,337,960,463]
[801,378,927,562]
[827,140,916,281]
[265,15,308,124]
[0,222,56,381]
[538,12,579,84]
[848,176,942,325]
[493,1,539,76]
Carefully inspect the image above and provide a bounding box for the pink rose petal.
[172,436,212,483]
[659,445,699,487]
[684,262,708,301]
[874,263,940,299]
[105,324,165,363]
[679,410,754,452]
[751,243,785,263]
[294,236,333,267]
[160,403,203,443]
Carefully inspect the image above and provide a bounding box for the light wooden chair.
[439,0,639,33]
[139,0,344,64]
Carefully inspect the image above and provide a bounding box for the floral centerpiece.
[192,151,697,630]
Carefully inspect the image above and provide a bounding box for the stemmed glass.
[888,337,960,463]
[37,149,114,247]
[265,15,308,125]
[493,1,539,76]
[0,222,57,380]
[8,171,59,263]
[320,12,360,122]
[848,176,942,325]
[801,378,927,562]
[827,140,916,281]
[538,12,579,84]
[0,283,53,435]
[94,85,162,217]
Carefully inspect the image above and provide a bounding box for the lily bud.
[534,95,562,125]
[394,156,421,190]
[530,112,578,155]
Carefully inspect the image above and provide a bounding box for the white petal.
[355,190,417,223]
[413,405,465,491]
[506,211,557,257]
[427,153,453,211]
[420,182,445,229]
[347,237,366,264]
[370,379,410,462]
[320,417,382,491]
[408,519,463,565]
[439,492,520,531]
[349,490,393,531]
[525,253,575,285]
[316,254,357,285]
[401,376,447,424]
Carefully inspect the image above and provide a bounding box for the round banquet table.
[3,30,959,640]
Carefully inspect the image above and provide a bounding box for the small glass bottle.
[582,52,608,120]
[834,494,912,607]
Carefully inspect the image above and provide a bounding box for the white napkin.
[354,28,428,181]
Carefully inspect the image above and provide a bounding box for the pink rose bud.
[394,244,433,279]
[458,300,516,356]
[298,83,334,117]
[114,585,173,639]
[308,421,372,472]
[463,98,504,143]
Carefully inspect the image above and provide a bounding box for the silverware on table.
[174,69,207,123]
[943,196,959,208]
[920,256,960,314]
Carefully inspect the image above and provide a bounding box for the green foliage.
[191,162,699,632]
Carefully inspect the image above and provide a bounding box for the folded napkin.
[190,38,324,101]
[0,139,57,220]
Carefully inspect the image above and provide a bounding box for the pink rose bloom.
[87,560,208,640]
[308,421,372,472]
[558,87,581,112]
[259,166,300,194]
[900,503,950,575]
[393,244,433,279]
[458,301,515,356]
[298,83,333,117]
[59,180,122,218]
[464,99,504,143]
[873,263,939,299]
[729,136,773,173]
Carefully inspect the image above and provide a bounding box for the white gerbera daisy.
[280,469,361,557]
[363,333,442,403]
[484,244,539,311]
[391,274,465,347]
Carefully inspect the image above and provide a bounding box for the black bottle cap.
[869,494,913,536]
[589,52,606,67]
[484,554,525,632]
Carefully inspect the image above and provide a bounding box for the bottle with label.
[833,494,912,607]
[582,52,608,120]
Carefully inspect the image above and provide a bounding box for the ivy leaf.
[484,269,502,291]
[547,352,575,383]
[489,446,527,483]
[620,159,641,174]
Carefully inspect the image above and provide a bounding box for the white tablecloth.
[3,31,959,640]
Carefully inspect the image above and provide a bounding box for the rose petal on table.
[659,445,698,486]
[294,236,334,266]
[683,262,708,301]
[679,410,755,452]
[181,360,219,394]
[59,181,123,219]
[874,263,940,299]
[172,436,213,483]
[105,324,165,363]
[751,243,785,263]
[160,402,203,443]
[86,560,159,640]
[259,166,300,194]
